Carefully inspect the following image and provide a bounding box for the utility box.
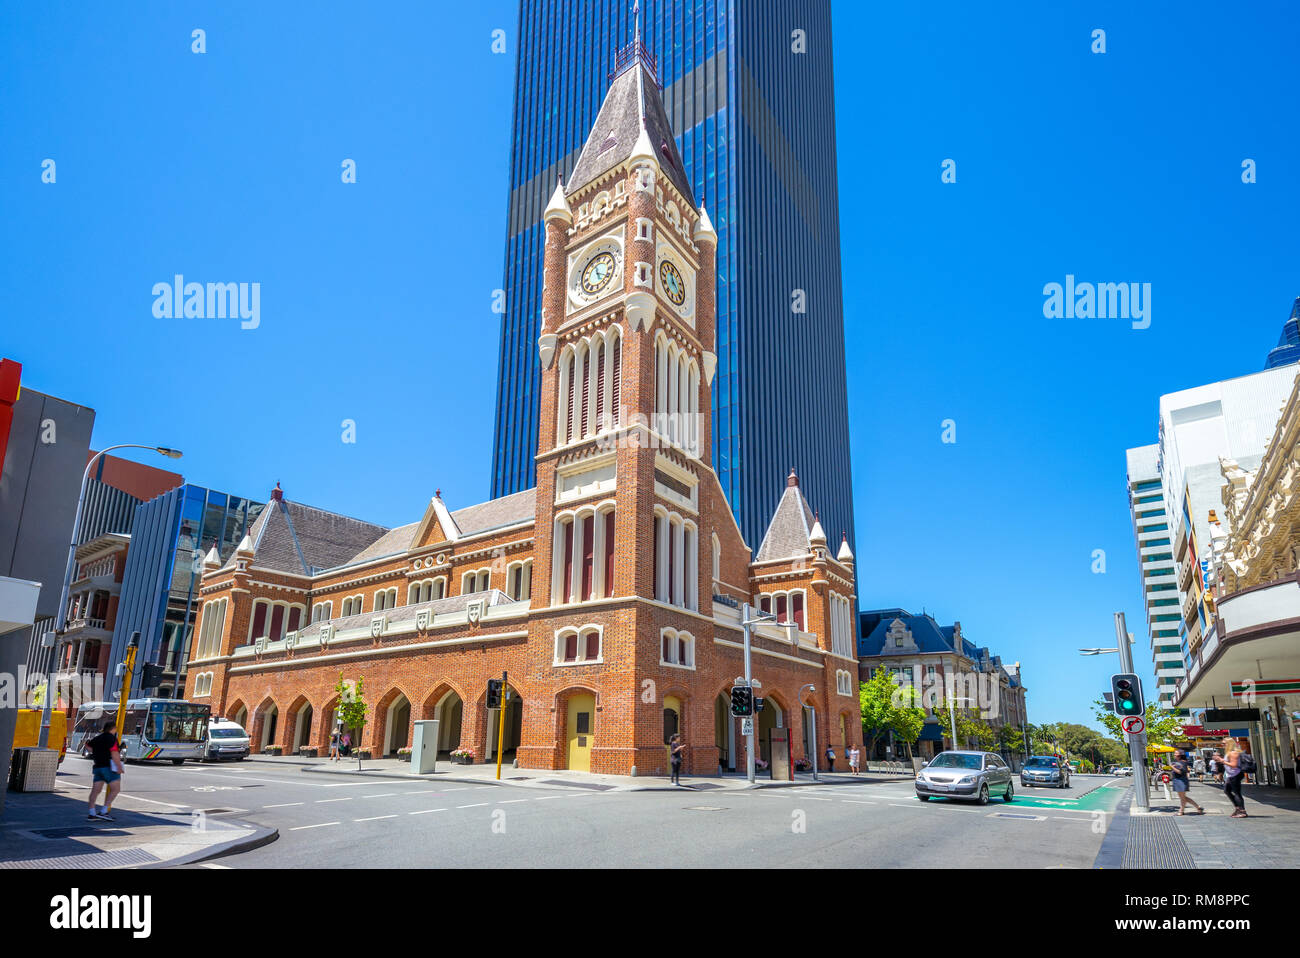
[9,747,59,792]
[410,720,439,775]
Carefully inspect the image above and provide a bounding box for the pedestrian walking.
[1221,738,1248,818]
[1171,750,1203,815]
[824,744,836,773]
[86,720,123,822]
[340,729,351,757]
[1210,752,1224,785]
[1193,755,1205,782]
[848,744,861,776]
[329,723,342,762]
[669,733,685,786]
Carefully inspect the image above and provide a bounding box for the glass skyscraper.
[490,0,856,558]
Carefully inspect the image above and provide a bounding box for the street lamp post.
[36,444,182,748]
[1079,614,1150,811]
[739,603,796,784]
[947,695,974,750]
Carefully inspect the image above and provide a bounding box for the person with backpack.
[1222,737,1251,818]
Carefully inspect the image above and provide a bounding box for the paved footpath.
[1113,779,1300,869]
[0,771,274,868]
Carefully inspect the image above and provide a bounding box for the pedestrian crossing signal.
[486,678,503,710]
[140,662,165,691]
[730,685,753,717]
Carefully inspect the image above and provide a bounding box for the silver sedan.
[915,750,1015,805]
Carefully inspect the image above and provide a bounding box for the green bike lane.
[923,776,1129,813]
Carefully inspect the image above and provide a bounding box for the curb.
[1093,787,1133,869]
[145,820,280,869]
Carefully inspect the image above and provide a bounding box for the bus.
[70,698,211,765]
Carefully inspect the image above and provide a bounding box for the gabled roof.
[566,59,695,205]
[860,611,956,657]
[451,488,535,536]
[755,471,817,562]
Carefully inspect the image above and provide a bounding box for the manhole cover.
[688,782,723,791]
[991,812,1044,821]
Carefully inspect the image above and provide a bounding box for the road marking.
[800,796,833,802]
[457,803,488,809]
[362,793,396,798]
[119,794,191,809]
[290,822,339,830]
[841,800,876,805]
[264,803,302,808]
[355,815,397,822]
[409,808,447,815]
[316,798,352,803]
[889,803,916,808]
[198,862,232,869]
[497,799,528,804]
[534,796,563,800]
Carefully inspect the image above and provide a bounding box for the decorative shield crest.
[254,636,267,654]
[370,615,385,638]
[284,631,298,650]
[467,599,485,624]
[415,610,430,631]
[318,624,333,648]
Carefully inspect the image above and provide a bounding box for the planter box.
[297,747,318,758]
[396,753,411,763]
[453,755,473,765]
[262,749,283,756]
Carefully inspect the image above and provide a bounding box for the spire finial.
[633,0,641,48]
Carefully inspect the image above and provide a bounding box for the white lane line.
[497,799,528,804]
[199,862,232,869]
[264,803,302,808]
[409,809,446,815]
[119,794,191,809]
[800,796,833,802]
[889,803,918,808]
[355,815,397,822]
[534,796,563,800]
[362,793,396,798]
[456,803,488,809]
[316,797,352,804]
[290,822,339,830]
[841,800,876,805]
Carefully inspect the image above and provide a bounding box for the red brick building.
[184,46,860,776]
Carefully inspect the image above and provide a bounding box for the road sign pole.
[743,604,755,785]
[1114,612,1150,811]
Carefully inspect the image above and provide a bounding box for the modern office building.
[1125,363,1298,685]
[1124,444,1185,708]
[490,0,856,561]
[1265,296,1300,369]
[106,484,263,700]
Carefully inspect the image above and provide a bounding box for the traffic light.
[729,685,753,717]
[139,662,165,691]
[1102,692,1115,713]
[1110,673,1143,717]
[486,678,503,710]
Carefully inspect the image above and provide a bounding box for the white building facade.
[1125,444,1183,708]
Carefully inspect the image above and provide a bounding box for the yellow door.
[566,694,595,772]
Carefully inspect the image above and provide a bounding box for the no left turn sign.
[1121,715,1145,735]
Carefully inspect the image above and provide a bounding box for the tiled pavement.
[1130,780,1300,869]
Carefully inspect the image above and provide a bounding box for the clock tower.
[521,34,737,775]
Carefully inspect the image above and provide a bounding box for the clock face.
[659,260,686,305]
[581,252,617,295]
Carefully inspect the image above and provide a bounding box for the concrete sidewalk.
[243,753,914,792]
[1117,780,1300,868]
[0,778,275,869]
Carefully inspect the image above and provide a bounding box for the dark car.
[915,750,1014,805]
[1020,755,1070,789]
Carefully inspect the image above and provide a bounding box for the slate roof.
[859,607,1024,688]
[223,498,390,576]
[754,476,817,562]
[567,60,695,205]
[450,488,535,536]
[345,521,420,566]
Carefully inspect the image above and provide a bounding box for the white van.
[203,718,250,761]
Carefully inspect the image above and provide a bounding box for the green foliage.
[946,707,995,750]
[860,669,927,758]
[1092,699,1182,748]
[335,674,369,733]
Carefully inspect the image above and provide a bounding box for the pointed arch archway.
[252,696,279,753]
[286,694,314,753]
[421,683,466,755]
[374,686,415,757]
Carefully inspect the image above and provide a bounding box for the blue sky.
[2,2,1297,730]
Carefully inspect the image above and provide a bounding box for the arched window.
[552,505,616,605]
[555,625,602,664]
[712,533,721,581]
[660,628,695,668]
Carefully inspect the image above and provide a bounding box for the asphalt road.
[54,760,1129,868]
